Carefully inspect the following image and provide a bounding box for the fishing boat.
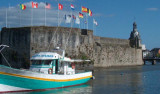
[0,46,93,93]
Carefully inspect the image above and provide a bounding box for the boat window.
[68,62,72,68]
[44,60,52,65]
[31,60,42,65]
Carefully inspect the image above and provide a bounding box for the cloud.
[146,8,158,11]
[0,1,79,28]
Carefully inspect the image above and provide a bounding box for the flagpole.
[31,6,33,26]
[58,3,59,26]
[93,18,94,34]
[79,16,80,29]
[71,7,72,28]
[84,16,85,29]
[5,8,8,27]
[19,3,21,27]
[8,4,10,28]
[20,10,21,27]
[45,2,46,26]
[86,14,88,30]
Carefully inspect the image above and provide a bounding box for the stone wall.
[0,27,31,68]
[30,26,94,59]
[0,26,143,68]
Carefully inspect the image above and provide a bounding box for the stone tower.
[129,22,142,48]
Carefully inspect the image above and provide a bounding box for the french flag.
[71,4,74,10]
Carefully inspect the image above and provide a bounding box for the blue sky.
[0,0,160,50]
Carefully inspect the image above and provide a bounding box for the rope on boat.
[47,11,66,51]
[0,45,11,67]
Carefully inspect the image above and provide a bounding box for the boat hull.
[0,66,92,93]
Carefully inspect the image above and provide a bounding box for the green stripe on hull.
[0,74,90,90]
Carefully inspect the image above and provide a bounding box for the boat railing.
[0,44,11,68]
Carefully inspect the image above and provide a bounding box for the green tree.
[157,53,160,58]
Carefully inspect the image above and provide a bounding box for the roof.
[31,52,61,60]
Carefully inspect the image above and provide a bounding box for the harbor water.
[17,62,160,94]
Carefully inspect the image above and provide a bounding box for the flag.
[45,3,51,9]
[79,12,83,18]
[32,2,38,8]
[72,15,76,19]
[71,4,75,10]
[93,19,98,26]
[65,15,72,23]
[20,4,26,10]
[58,3,63,10]
[75,16,80,24]
[88,9,92,16]
[82,6,88,13]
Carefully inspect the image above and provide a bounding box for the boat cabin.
[30,52,75,75]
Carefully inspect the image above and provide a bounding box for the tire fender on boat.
[48,68,53,74]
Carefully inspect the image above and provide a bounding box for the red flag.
[58,3,63,10]
[32,2,38,8]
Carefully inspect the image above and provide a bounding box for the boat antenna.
[0,44,11,68]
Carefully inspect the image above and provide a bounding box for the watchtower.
[129,22,142,48]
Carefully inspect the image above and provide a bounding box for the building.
[141,44,146,50]
[129,22,142,48]
[142,50,151,58]
[151,48,160,58]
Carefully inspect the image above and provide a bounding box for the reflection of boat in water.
[31,84,92,94]
[0,46,92,93]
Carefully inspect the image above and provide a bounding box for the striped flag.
[71,4,75,10]
[88,9,92,16]
[79,12,83,18]
[20,4,26,10]
[82,6,88,13]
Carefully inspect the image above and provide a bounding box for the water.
[19,63,160,94]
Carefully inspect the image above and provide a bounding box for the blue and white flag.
[65,15,72,23]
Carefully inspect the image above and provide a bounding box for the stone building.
[129,22,142,48]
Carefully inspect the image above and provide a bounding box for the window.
[44,60,52,65]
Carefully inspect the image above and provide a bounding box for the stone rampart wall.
[0,26,143,68]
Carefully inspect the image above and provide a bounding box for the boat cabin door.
[55,59,58,74]
[52,59,59,74]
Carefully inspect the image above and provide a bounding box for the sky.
[0,0,160,50]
